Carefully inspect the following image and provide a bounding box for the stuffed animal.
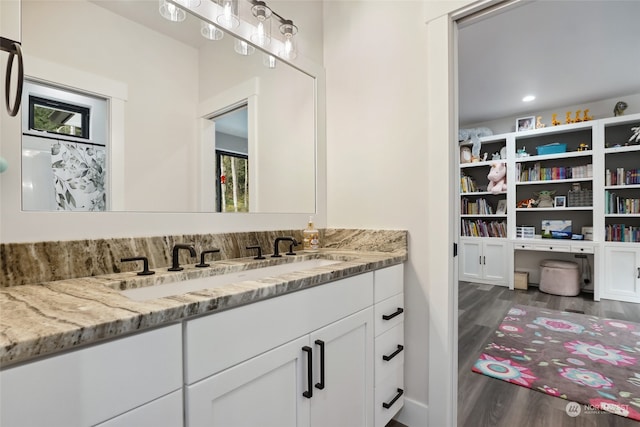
[614,101,628,116]
[534,190,556,208]
[459,127,493,159]
[629,126,640,144]
[487,162,507,194]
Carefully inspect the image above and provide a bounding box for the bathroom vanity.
[0,240,406,427]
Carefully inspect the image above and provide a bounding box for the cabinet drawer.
[514,242,535,250]
[375,293,404,337]
[375,365,404,427]
[571,244,594,254]
[534,243,570,252]
[185,272,373,384]
[375,323,404,385]
[0,324,182,427]
[95,390,183,427]
[374,264,403,303]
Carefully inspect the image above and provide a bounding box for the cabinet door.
[483,240,507,283]
[309,308,374,427]
[604,247,640,303]
[460,240,482,281]
[186,335,311,427]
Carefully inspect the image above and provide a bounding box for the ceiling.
[458,0,640,126]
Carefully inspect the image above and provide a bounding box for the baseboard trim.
[393,397,428,427]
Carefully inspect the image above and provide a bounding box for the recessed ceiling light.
[522,95,536,102]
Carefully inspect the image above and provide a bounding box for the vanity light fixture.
[250,1,272,47]
[201,21,224,40]
[159,0,187,22]
[217,0,240,29]
[279,19,298,60]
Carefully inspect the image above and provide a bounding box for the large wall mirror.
[20,0,316,214]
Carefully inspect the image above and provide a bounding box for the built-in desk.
[511,239,599,300]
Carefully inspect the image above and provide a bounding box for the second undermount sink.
[120,258,343,301]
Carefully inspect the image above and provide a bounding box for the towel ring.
[2,37,24,117]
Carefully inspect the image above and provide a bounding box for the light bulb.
[217,0,239,29]
[263,53,276,69]
[234,39,255,56]
[201,22,224,41]
[159,0,186,22]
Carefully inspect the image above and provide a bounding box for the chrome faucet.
[272,237,298,258]
[168,244,196,271]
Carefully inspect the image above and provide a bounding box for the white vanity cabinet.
[373,265,405,427]
[0,324,183,427]
[183,272,376,427]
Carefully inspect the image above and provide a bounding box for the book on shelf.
[605,168,640,186]
[461,197,494,215]
[518,163,593,182]
[606,224,640,242]
[605,191,640,214]
[461,219,507,238]
[460,174,478,193]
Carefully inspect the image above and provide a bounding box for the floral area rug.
[472,304,640,421]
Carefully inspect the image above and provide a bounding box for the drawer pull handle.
[382,307,404,321]
[382,388,404,409]
[637,267,640,279]
[383,344,404,361]
[315,339,325,390]
[302,346,313,398]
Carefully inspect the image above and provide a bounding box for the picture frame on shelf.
[516,116,535,132]
[496,199,507,215]
[554,196,566,208]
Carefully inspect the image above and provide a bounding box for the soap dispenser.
[303,216,320,252]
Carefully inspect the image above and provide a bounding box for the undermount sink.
[120,258,342,301]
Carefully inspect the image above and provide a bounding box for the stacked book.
[460,174,478,193]
[605,168,640,186]
[606,224,640,242]
[461,198,493,215]
[605,191,640,214]
[516,163,592,182]
[461,219,507,238]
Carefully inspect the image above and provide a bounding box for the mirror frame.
[0,0,326,243]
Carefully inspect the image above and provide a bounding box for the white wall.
[324,0,431,424]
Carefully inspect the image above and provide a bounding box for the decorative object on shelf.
[536,142,567,155]
[487,162,507,194]
[581,226,593,241]
[491,152,501,160]
[614,101,628,116]
[582,109,593,121]
[534,190,556,208]
[516,116,535,132]
[496,199,507,215]
[500,146,507,159]
[573,110,582,123]
[460,146,472,164]
[541,219,571,239]
[577,143,589,151]
[629,126,640,144]
[535,116,545,129]
[517,198,538,208]
[551,113,561,126]
[516,146,529,158]
[554,195,566,208]
[565,111,573,124]
[568,188,592,207]
[458,127,493,159]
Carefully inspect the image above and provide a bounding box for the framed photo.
[516,116,535,132]
[496,199,507,215]
[554,196,566,208]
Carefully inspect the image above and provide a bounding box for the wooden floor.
[458,282,640,427]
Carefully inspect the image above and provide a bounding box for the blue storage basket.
[536,143,567,155]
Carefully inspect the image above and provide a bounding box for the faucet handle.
[121,257,155,276]
[196,248,221,268]
[246,245,265,260]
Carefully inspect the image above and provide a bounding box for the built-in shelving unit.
[457,112,640,302]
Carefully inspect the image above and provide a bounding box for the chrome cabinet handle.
[1,37,23,117]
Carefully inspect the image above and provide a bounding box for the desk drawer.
[571,244,594,254]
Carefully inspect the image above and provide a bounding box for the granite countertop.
[0,249,406,368]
